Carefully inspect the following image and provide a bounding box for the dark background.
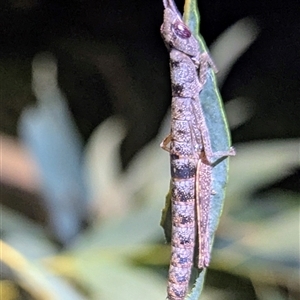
[1,0,299,165]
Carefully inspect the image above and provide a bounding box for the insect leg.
[195,153,212,268]
[191,96,235,164]
[161,134,172,152]
[198,52,218,84]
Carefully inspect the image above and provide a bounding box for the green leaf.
[183,0,234,299]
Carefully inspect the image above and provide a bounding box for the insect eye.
[172,20,191,39]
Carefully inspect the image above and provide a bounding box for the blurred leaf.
[2,123,299,300]
[212,140,300,291]
[84,116,127,218]
[1,205,57,259]
[214,193,299,287]
[69,204,162,252]
[253,284,292,300]
[227,139,300,208]
[18,52,88,244]
[1,240,86,300]
[210,18,260,88]
[80,115,172,251]
[85,115,170,220]
[50,253,166,300]
[0,280,20,300]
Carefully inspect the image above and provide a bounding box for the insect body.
[160,1,235,299]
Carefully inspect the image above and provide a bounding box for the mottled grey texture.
[161,1,234,299]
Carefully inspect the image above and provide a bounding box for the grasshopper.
[160,0,235,299]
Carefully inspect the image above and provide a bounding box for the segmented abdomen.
[167,47,201,300]
[168,165,196,299]
[167,95,198,300]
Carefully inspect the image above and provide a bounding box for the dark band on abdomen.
[171,158,196,179]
